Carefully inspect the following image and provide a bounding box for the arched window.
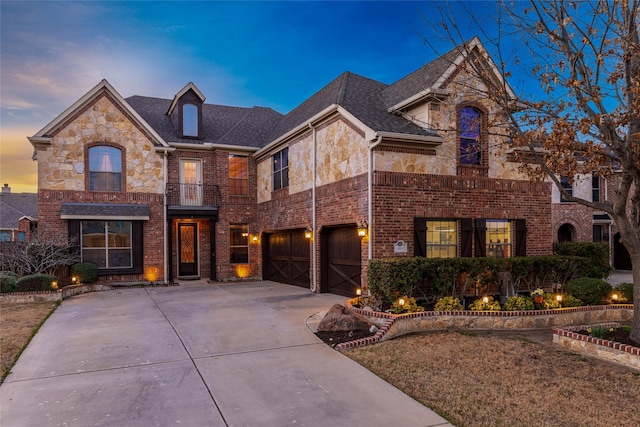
[183,104,198,137]
[459,106,482,165]
[89,146,122,191]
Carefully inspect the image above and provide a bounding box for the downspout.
[367,134,383,260]
[163,150,169,284]
[308,122,318,292]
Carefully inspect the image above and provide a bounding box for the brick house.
[28,37,552,295]
[0,184,37,242]
[552,172,632,270]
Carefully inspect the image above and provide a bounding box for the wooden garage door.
[264,230,310,288]
[322,226,362,297]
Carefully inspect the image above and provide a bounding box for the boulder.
[317,304,374,332]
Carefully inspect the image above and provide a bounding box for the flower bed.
[336,301,634,351]
[552,323,640,371]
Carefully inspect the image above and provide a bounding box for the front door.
[178,223,198,277]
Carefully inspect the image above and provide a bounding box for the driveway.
[0,281,452,426]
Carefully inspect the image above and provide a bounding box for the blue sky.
[1,1,502,192]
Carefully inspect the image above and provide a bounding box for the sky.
[1,0,506,193]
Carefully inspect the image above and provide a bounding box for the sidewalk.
[0,281,452,427]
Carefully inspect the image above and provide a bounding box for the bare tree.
[0,231,81,276]
[427,0,640,341]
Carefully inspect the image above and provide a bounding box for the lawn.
[3,302,639,426]
[345,330,640,427]
[1,301,58,383]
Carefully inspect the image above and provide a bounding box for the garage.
[321,225,362,297]
[263,230,310,288]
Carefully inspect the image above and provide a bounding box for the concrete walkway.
[0,281,452,427]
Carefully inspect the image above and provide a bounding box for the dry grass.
[1,302,58,382]
[345,331,640,427]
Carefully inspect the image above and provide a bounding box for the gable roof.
[382,36,517,112]
[166,82,206,115]
[28,79,169,149]
[0,192,38,228]
[126,96,283,149]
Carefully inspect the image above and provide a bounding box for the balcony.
[166,183,221,209]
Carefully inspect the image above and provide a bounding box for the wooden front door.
[322,226,362,297]
[178,223,198,277]
[264,230,310,288]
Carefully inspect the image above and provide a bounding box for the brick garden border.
[336,302,634,352]
[0,283,178,303]
[552,323,640,371]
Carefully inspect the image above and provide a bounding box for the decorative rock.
[369,325,379,334]
[317,304,374,332]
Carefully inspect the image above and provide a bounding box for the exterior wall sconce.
[251,234,259,243]
[357,221,368,238]
[304,226,313,239]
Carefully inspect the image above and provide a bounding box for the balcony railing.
[166,183,221,207]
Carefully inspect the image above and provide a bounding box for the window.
[183,104,198,137]
[560,176,573,202]
[273,147,289,190]
[425,220,458,258]
[593,224,609,243]
[0,230,10,241]
[17,232,26,242]
[180,159,203,206]
[486,220,512,258]
[592,173,600,202]
[459,107,482,165]
[229,155,248,196]
[89,146,122,191]
[230,224,249,263]
[81,221,132,269]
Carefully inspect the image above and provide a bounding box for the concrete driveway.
[0,281,452,427]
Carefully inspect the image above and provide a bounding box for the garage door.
[321,226,362,297]
[264,230,310,288]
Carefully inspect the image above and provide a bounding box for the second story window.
[183,104,198,137]
[89,145,122,192]
[561,176,573,202]
[459,106,482,165]
[229,155,248,196]
[592,173,600,202]
[273,147,289,191]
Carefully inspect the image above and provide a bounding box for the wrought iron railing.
[166,183,221,207]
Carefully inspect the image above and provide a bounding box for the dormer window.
[183,104,198,137]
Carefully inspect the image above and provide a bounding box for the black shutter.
[460,218,473,257]
[474,219,487,257]
[414,217,427,256]
[515,219,527,256]
[67,220,81,256]
[132,221,144,273]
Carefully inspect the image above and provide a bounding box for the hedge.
[368,255,596,302]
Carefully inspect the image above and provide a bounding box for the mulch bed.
[315,330,375,347]
[576,327,639,347]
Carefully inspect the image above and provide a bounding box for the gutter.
[367,134,383,260]
[308,122,318,292]
[168,141,258,153]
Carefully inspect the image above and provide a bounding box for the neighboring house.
[552,172,632,270]
[0,184,37,242]
[28,37,552,296]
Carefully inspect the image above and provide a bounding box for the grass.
[3,301,639,426]
[0,301,59,384]
[345,331,640,427]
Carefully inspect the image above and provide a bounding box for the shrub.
[502,295,535,311]
[468,296,501,311]
[434,296,463,311]
[553,241,612,279]
[368,258,422,304]
[14,274,59,292]
[0,271,19,293]
[615,282,634,303]
[560,294,583,307]
[70,262,99,284]
[564,277,612,305]
[542,293,561,309]
[391,296,424,314]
